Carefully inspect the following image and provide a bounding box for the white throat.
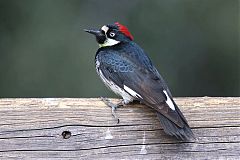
[99,38,120,47]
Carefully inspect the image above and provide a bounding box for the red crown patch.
[115,22,134,40]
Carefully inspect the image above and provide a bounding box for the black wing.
[97,49,187,128]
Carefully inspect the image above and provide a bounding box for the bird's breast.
[95,58,134,104]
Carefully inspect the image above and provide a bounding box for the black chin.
[96,35,106,44]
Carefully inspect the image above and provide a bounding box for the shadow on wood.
[0,97,239,159]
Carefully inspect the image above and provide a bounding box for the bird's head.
[84,22,134,47]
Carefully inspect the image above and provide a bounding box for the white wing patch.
[124,85,142,99]
[163,90,175,110]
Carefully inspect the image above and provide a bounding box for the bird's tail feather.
[157,112,195,140]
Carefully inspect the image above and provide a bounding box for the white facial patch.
[124,85,142,99]
[101,25,109,33]
[163,90,175,110]
[99,25,120,48]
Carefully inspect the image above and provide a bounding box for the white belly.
[96,61,134,104]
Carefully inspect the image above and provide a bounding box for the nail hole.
[62,131,71,139]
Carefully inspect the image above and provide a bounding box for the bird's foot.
[101,97,124,124]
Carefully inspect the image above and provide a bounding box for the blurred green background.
[0,0,239,98]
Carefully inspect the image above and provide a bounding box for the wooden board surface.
[0,97,239,159]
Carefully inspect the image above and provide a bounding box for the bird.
[84,22,195,140]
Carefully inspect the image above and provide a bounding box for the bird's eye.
[109,32,115,37]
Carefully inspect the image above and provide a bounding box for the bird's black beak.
[84,28,106,44]
[84,29,102,36]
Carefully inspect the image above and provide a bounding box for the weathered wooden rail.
[0,97,239,159]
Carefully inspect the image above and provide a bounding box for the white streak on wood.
[105,128,113,140]
[140,131,147,154]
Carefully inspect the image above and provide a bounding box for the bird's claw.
[101,97,120,123]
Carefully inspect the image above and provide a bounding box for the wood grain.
[0,97,239,159]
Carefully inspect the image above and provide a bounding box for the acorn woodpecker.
[84,22,194,140]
